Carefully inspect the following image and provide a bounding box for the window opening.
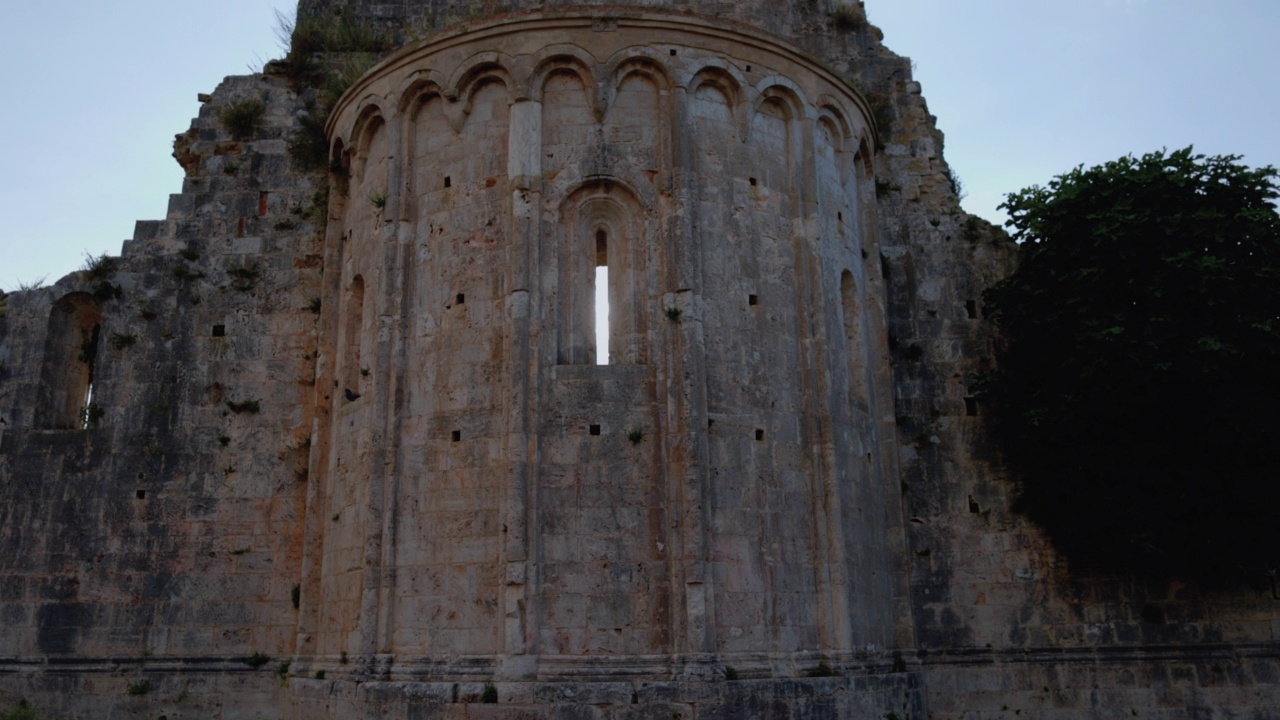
[80,323,101,429]
[595,228,610,365]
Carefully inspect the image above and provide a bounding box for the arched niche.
[340,275,367,398]
[689,66,745,142]
[852,137,877,257]
[37,292,103,430]
[556,180,648,366]
[840,270,869,403]
[528,49,599,110]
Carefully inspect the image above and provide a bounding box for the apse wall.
[302,10,905,679]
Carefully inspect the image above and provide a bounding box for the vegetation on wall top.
[979,147,1280,586]
[276,8,396,173]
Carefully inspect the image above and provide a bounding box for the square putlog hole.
[135,489,146,500]
[451,430,461,442]
[755,428,765,441]
[748,294,759,306]
[589,424,601,436]
[456,293,466,305]
[212,324,226,337]
[444,176,452,188]
[964,397,979,417]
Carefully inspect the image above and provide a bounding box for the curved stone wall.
[304,10,902,680]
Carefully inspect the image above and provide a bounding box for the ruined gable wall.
[0,72,325,717]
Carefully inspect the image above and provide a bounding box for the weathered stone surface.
[1,1,1278,718]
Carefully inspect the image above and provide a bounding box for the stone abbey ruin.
[1,1,1277,718]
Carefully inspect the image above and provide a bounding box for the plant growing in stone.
[173,265,206,282]
[277,7,390,173]
[220,100,266,141]
[945,166,966,201]
[81,405,105,426]
[91,281,123,302]
[628,429,645,444]
[15,275,48,293]
[108,332,137,350]
[0,699,38,720]
[664,307,682,322]
[369,192,388,210]
[226,399,261,414]
[241,652,271,669]
[80,252,118,281]
[830,4,866,32]
[227,263,261,292]
[125,679,151,696]
[805,662,836,677]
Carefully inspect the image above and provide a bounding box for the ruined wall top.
[297,0,884,66]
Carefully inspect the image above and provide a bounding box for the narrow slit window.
[595,229,609,365]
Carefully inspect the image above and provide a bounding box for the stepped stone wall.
[0,1,1277,718]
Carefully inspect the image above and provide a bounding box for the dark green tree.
[981,147,1280,585]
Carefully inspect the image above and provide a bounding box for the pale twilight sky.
[1,0,1277,292]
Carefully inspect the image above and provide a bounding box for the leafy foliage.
[981,148,1280,585]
